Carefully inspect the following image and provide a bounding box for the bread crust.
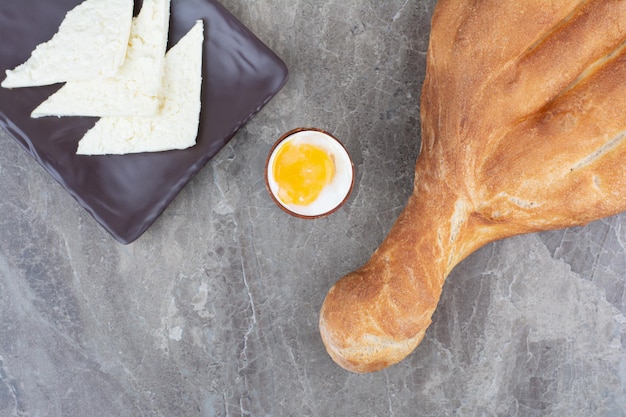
[320,0,626,373]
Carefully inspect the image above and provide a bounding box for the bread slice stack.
[2,0,204,155]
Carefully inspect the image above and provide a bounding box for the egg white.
[267,130,353,217]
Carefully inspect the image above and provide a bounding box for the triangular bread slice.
[32,0,171,118]
[1,0,133,88]
[76,21,204,155]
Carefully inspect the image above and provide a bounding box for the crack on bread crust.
[570,130,626,172]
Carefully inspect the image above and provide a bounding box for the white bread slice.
[76,21,204,155]
[32,0,171,118]
[2,0,133,88]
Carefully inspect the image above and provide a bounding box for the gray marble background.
[1,0,625,416]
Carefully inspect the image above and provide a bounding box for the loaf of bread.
[319,0,626,373]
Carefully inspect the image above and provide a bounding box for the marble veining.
[1,0,625,416]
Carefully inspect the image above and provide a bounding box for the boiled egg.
[265,128,354,218]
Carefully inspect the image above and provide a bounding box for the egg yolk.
[272,141,336,206]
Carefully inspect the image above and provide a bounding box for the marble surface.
[1,0,625,416]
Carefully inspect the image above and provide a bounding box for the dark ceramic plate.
[0,0,288,244]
